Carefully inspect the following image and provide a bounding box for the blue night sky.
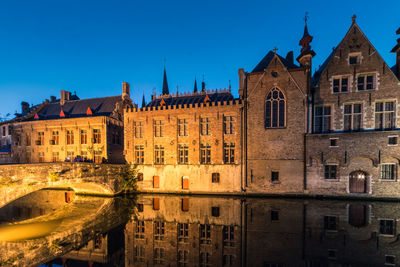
[0,0,399,116]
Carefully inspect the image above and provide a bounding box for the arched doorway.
[349,171,368,193]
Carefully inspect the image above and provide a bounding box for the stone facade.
[9,83,131,164]
[306,20,400,197]
[124,90,243,193]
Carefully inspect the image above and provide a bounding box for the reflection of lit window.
[178,250,189,267]
[324,216,337,231]
[178,223,189,243]
[200,224,211,244]
[134,245,145,262]
[153,247,164,264]
[154,221,165,240]
[223,226,234,247]
[200,251,211,267]
[135,220,145,239]
[380,219,395,235]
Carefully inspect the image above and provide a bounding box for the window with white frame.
[314,106,331,133]
[178,144,189,164]
[375,101,395,130]
[381,164,397,180]
[154,120,164,137]
[349,52,361,65]
[134,121,144,138]
[333,76,349,93]
[357,74,376,91]
[344,103,362,131]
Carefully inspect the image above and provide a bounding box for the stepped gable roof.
[251,51,299,73]
[22,95,121,121]
[313,20,399,86]
[146,90,234,108]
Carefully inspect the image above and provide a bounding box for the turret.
[296,14,316,68]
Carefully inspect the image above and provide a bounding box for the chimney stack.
[50,96,57,103]
[238,68,244,98]
[201,81,205,92]
[21,102,29,115]
[122,82,130,100]
[60,90,71,106]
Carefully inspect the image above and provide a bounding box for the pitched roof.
[21,95,122,121]
[146,90,234,107]
[312,47,337,86]
[251,51,299,73]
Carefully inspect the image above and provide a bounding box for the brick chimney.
[21,102,29,115]
[60,90,71,106]
[122,82,130,100]
[50,96,57,103]
[392,28,400,78]
[238,68,244,98]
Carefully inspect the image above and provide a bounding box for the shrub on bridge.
[119,163,139,193]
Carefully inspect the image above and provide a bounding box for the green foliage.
[119,163,139,192]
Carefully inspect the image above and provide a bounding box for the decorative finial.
[273,47,278,54]
[229,80,231,90]
[304,12,309,24]
[352,14,356,24]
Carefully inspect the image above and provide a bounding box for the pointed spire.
[299,12,313,53]
[162,67,169,95]
[194,78,198,93]
[141,94,146,108]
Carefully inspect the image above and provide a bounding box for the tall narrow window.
[51,131,59,145]
[154,221,165,240]
[381,164,396,180]
[134,121,144,138]
[66,130,74,145]
[178,119,188,136]
[154,120,164,137]
[80,130,87,145]
[223,226,235,247]
[178,223,189,242]
[375,101,395,130]
[223,143,235,164]
[52,152,59,162]
[344,104,362,131]
[265,88,285,128]
[25,133,31,146]
[200,117,210,136]
[223,116,235,134]
[314,106,331,133]
[93,129,101,144]
[37,132,44,146]
[154,145,164,164]
[200,143,211,164]
[135,145,144,164]
[178,144,189,164]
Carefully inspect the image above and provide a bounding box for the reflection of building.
[125,195,243,267]
[10,84,131,164]
[124,195,400,266]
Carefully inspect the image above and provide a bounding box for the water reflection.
[4,193,400,266]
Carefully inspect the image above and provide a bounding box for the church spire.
[141,94,146,108]
[194,78,198,93]
[296,12,316,67]
[162,66,169,95]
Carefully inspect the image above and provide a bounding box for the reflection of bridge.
[0,163,124,208]
[0,195,134,266]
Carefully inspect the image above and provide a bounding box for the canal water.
[0,190,399,266]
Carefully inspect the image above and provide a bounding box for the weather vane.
[304,12,309,24]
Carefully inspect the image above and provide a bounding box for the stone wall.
[0,162,124,207]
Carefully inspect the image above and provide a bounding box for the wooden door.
[349,171,367,193]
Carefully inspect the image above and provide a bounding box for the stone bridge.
[0,163,126,208]
[0,194,135,266]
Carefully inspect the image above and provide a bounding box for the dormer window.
[348,52,361,65]
[333,76,349,93]
[357,74,376,91]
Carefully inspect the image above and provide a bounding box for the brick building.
[306,17,400,197]
[10,83,131,164]
[124,72,243,193]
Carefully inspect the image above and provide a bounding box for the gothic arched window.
[265,88,285,128]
